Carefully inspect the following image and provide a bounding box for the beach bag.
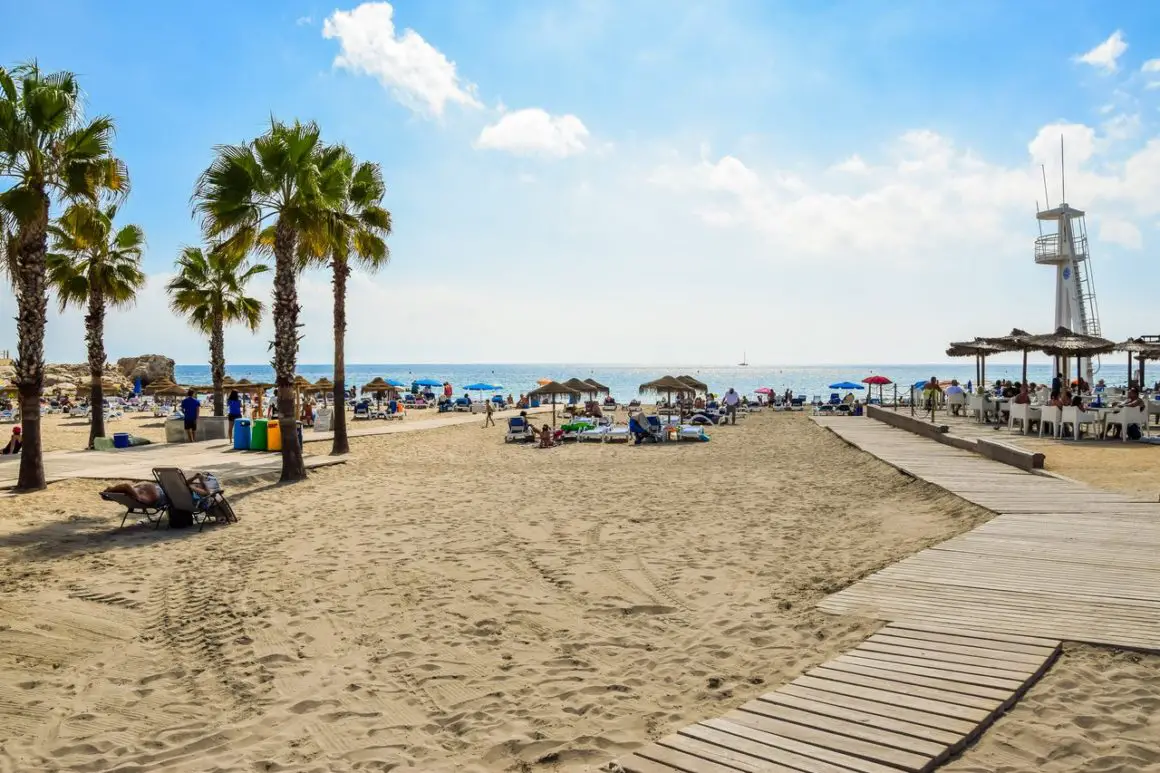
[1128,423,1142,440]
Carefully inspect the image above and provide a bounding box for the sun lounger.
[578,426,608,442]
[677,425,709,441]
[153,466,236,531]
[505,417,534,443]
[102,490,168,529]
[604,425,631,442]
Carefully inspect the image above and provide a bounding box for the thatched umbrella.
[676,375,709,394]
[221,375,236,387]
[1116,338,1160,389]
[1024,327,1115,389]
[640,376,696,414]
[144,378,177,394]
[78,378,124,397]
[946,339,1006,390]
[562,378,597,406]
[583,378,610,395]
[311,377,334,406]
[979,328,1034,386]
[528,381,581,427]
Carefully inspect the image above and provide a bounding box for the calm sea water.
[173,362,1139,401]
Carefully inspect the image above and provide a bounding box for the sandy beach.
[0,410,993,772]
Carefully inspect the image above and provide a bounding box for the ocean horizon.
[173,361,1141,401]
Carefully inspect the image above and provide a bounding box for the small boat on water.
[739,351,749,367]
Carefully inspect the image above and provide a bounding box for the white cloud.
[322,2,481,118]
[296,15,313,26]
[1076,30,1128,73]
[830,155,869,173]
[474,108,590,158]
[1099,217,1143,249]
[1146,81,1160,91]
[1142,58,1160,73]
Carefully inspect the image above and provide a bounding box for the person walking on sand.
[483,398,496,428]
[180,389,200,442]
[723,387,740,424]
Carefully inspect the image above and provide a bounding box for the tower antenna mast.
[1060,135,1066,203]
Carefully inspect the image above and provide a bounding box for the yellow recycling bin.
[267,419,283,451]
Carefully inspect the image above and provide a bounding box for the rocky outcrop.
[116,355,175,386]
[44,363,129,389]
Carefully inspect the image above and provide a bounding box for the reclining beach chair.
[505,416,534,443]
[102,490,168,529]
[153,466,236,531]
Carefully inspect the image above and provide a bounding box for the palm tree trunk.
[210,312,225,417]
[14,196,49,490]
[331,254,350,456]
[86,288,106,448]
[272,221,306,481]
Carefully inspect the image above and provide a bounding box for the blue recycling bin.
[113,432,131,449]
[233,418,252,450]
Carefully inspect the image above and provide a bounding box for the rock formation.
[116,355,175,386]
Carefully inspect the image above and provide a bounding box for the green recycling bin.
[250,418,269,450]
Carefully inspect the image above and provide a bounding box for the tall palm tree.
[47,203,145,448]
[327,153,391,455]
[192,118,345,482]
[166,245,267,416]
[0,62,128,489]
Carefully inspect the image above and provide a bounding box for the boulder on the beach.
[116,354,175,386]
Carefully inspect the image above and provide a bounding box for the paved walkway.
[0,405,560,491]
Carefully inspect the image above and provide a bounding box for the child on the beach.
[539,424,554,448]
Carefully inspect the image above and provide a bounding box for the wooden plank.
[756,691,963,746]
[792,675,988,723]
[865,636,1045,668]
[884,620,1059,649]
[838,648,1032,681]
[834,653,1024,691]
[661,733,800,773]
[636,741,755,772]
[737,696,948,757]
[820,658,1015,701]
[682,722,878,773]
[619,752,687,773]
[808,666,1003,711]
[707,715,929,773]
[777,683,976,735]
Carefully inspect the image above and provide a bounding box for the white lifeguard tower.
[1035,199,1102,386]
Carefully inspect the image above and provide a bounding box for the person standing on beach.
[723,388,740,424]
[483,399,496,428]
[180,389,200,442]
[227,390,243,437]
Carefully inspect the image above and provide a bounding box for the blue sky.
[3,0,1160,366]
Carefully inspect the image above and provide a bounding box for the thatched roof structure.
[312,377,334,390]
[639,376,696,395]
[529,381,581,397]
[978,328,1033,351]
[676,375,708,393]
[1024,326,1115,357]
[945,339,1006,358]
[1116,338,1160,358]
[562,377,597,394]
[583,378,609,394]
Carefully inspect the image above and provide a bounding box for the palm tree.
[0,62,128,489]
[192,118,345,482]
[47,203,145,448]
[167,245,267,416]
[327,153,391,455]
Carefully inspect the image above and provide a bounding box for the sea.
[173,362,1140,401]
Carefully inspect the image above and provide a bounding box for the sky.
[3,0,1160,366]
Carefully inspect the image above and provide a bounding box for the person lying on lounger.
[103,473,212,505]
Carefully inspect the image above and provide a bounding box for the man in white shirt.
[723,388,740,424]
[944,379,965,416]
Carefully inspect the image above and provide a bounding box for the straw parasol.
[978,328,1034,386]
[528,380,581,427]
[562,378,597,401]
[1024,326,1115,388]
[1115,338,1160,388]
[946,339,1006,390]
[583,378,609,395]
[221,375,236,386]
[676,375,708,394]
[639,376,696,412]
[144,378,177,394]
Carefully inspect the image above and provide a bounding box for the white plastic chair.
[1008,403,1033,434]
[1061,405,1100,440]
[1038,406,1062,438]
[1106,406,1148,442]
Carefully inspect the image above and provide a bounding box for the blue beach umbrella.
[413,378,444,387]
[828,381,864,390]
[385,378,406,388]
[464,382,496,391]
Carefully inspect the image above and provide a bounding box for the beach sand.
[1020,438,1160,500]
[0,410,990,772]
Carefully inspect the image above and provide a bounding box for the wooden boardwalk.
[617,622,1059,773]
[614,414,1160,772]
[813,416,1160,650]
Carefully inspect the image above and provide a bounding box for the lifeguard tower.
[1035,199,1102,385]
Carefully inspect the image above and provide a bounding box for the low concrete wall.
[866,406,1044,471]
[165,415,229,443]
[977,438,1045,471]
